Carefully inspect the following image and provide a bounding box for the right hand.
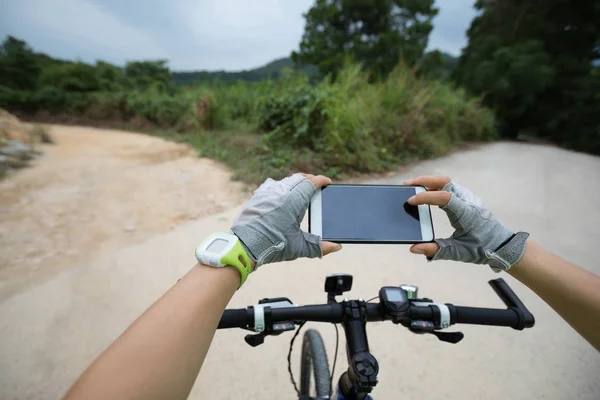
[231,173,342,268]
[404,176,529,271]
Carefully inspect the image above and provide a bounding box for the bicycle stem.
[340,300,379,398]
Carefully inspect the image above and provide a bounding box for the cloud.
[0,0,475,70]
[0,0,165,63]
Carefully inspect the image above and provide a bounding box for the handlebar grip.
[218,308,251,329]
[451,306,522,329]
[488,279,535,328]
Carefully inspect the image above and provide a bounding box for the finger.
[407,191,452,207]
[321,241,343,256]
[410,243,440,258]
[306,174,332,189]
[403,176,451,190]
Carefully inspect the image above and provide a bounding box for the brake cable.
[287,321,306,395]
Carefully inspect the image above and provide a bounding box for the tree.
[39,61,103,92]
[0,36,41,90]
[292,0,438,78]
[125,60,171,90]
[96,61,124,91]
[454,0,600,153]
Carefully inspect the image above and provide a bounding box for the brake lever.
[244,333,266,347]
[244,321,297,347]
[431,331,464,344]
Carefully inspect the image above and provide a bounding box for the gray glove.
[433,181,529,272]
[231,174,322,267]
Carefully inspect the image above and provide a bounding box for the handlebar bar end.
[489,278,535,330]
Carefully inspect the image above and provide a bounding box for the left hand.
[231,173,342,267]
[404,175,528,272]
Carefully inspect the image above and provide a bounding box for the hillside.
[171,57,319,84]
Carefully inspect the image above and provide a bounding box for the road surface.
[0,127,599,399]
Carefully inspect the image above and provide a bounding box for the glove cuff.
[230,226,282,268]
[486,232,530,272]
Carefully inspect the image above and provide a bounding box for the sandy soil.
[0,125,246,300]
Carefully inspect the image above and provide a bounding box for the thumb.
[410,242,439,258]
[321,241,343,256]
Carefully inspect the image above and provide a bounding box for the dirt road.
[0,128,599,399]
[0,125,246,300]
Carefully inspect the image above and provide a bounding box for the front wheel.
[300,329,331,399]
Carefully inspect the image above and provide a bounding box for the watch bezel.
[195,232,239,267]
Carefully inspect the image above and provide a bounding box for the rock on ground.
[0,109,51,177]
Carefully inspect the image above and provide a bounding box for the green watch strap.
[221,240,253,288]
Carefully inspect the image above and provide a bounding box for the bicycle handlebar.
[217,278,534,398]
[218,301,533,330]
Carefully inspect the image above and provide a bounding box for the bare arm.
[508,239,600,351]
[64,264,239,400]
[64,173,341,399]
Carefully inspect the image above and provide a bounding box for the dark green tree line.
[0,35,172,94]
[454,0,600,153]
[0,36,41,90]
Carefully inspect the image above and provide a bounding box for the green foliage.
[125,60,171,90]
[258,73,328,149]
[257,62,495,176]
[40,61,103,92]
[417,50,458,81]
[0,36,41,90]
[454,0,600,153]
[208,81,267,129]
[292,0,438,78]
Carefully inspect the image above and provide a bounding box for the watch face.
[206,238,229,253]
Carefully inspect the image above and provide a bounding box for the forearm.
[64,264,238,400]
[508,239,600,351]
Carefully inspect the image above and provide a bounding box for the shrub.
[258,73,328,150]
[256,62,496,174]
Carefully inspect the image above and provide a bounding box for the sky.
[0,0,477,72]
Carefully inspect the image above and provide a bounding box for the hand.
[404,176,529,271]
[231,173,342,267]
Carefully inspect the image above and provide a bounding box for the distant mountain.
[171,52,458,85]
[171,57,319,84]
[440,52,458,71]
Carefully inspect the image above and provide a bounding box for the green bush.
[256,62,496,174]
[258,73,328,149]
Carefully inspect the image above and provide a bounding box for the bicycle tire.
[300,329,331,399]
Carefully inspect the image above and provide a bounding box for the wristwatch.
[195,232,253,288]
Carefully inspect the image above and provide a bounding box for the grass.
[30,124,53,144]
[152,129,331,185]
